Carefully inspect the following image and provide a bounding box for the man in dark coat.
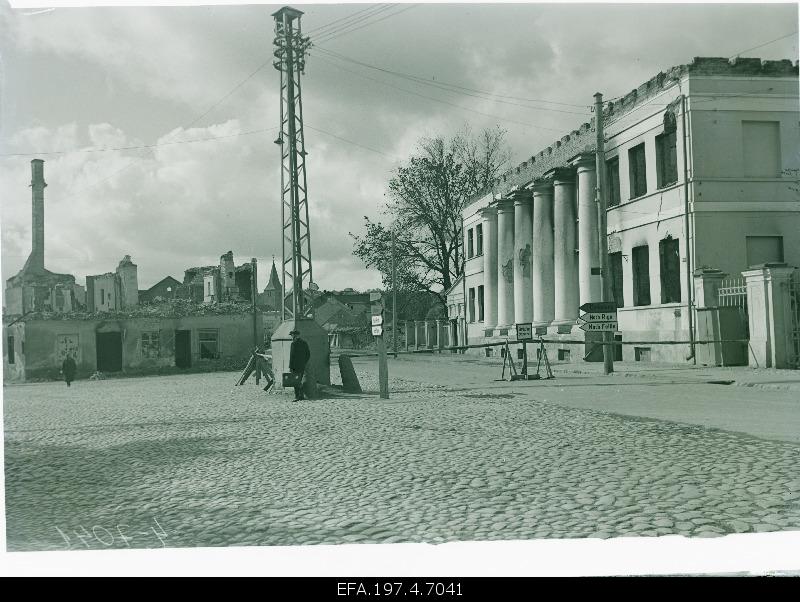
[62,354,77,387]
[288,329,310,401]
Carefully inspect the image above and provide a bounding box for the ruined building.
[179,251,257,304]
[85,255,139,312]
[4,160,84,316]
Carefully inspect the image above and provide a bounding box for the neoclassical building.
[449,56,799,363]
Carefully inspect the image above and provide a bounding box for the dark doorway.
[96,332,123,372]
[175,330,192,368]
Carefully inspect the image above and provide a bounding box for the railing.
[718,275,749,337]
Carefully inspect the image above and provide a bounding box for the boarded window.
[742,121,781,178]
[745,236,784,267]
[606,157,621,207]
[609,252,624,308]
[478,285,485,321]
[476,224,483,256]
[8,336,15,364]
[468,288,476,323]
[467,228,474,259]
[199,329,220,359]
[656,131,678,188]
[628,143,647,198]
[659,237,681,303]
[141,331,161,358]
[632,245,651,306]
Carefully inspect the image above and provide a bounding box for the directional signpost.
[579,302,618,368]
[578,302,618,333]
[371,295,389,399]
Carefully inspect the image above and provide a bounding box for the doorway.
[175,330,192,368]
[96,332,123,372]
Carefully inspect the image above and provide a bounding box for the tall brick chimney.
[28,159,47,272]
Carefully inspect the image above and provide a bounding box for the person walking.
[62,354,77,387]
[288,329,310,401]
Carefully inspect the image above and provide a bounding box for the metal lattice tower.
[273,6,313,320]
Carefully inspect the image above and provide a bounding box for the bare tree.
[351,125,511,311]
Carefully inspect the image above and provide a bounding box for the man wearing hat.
[288,328,310,401]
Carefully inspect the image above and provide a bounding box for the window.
[141,331,160,358]
[628,143,647,198]
[206,282,211,296]
[742,121,781,178]
[7,336,14,364]
[100,288,105,305]
[468,288,476,322]
[476,224,483,256]
[746,236,784,267]
[467,228,474,259]
[632,245,651,306]
[199,329,220,359]
[656,131,678,188]
[606,157,621,207]
[478,285,485,321]
[609,252,624,308]
[659,237,681,303]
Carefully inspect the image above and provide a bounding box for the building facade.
[453,56,799,363]
[3,309,263,382]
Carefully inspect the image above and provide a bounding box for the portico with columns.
[459,154,602,352]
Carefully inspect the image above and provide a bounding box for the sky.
[0,1,797,294]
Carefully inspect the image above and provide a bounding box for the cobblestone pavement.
[4,364,800,551]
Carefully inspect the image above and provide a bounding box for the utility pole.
[594,92,614,375]
[251,257,258,349]
[391,225,398,357]
[273,6,313,321]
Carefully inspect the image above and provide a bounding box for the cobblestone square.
[4,357,800,551]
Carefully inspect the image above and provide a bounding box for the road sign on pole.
[369,292,382,302]
[579,321,618,332]
[515,322,533,341]
[371,315,383,326]
[371,303,383,316]
[579,312,618,323]
[372,325,383,336]
[579,301,617,314]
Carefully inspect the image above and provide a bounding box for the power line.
[313,54,566,133]
[307,4,397,38]
[1,126,279,158]
[729,30,798,59]
[305,4,393,35]
[305,124,399,160]
[314,4,419,45]
[315,46,590,109]
[315,47,590,115]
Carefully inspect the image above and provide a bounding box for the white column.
[513,191,533,324]
[532,181,555,327]
[743,265,797,369]
[480,206,498,333]
[575,155,601,306]
[496,199,515,327]
[553,169,579,326]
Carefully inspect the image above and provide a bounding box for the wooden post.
[377,333,389,399]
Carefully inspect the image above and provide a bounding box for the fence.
[718,275,749,337]
[790,270,800,369]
